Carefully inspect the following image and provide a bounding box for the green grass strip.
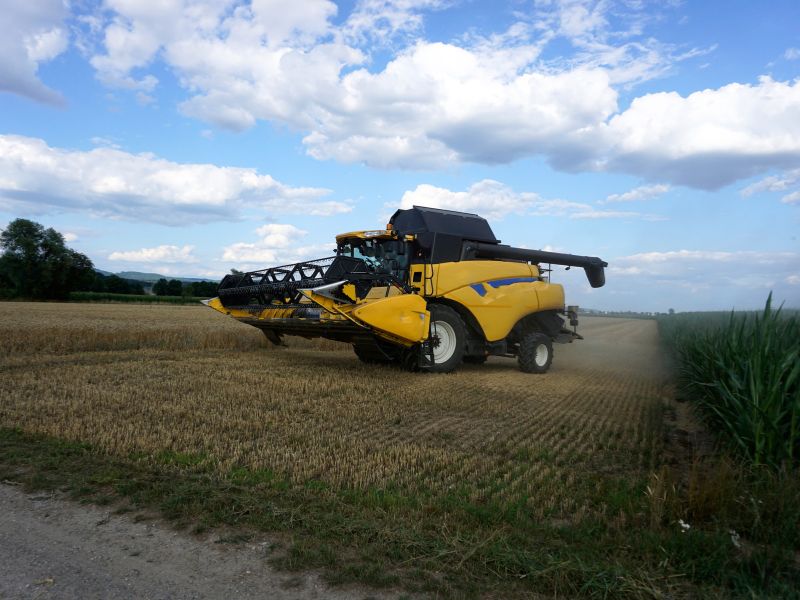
[2,427,799,598]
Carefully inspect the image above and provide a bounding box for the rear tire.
[518,332,553,374]
[428,304,466,373]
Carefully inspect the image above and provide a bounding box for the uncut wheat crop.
[0,302,669,521]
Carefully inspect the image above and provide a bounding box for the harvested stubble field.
[0,302,664,508]
[2,302,790,597]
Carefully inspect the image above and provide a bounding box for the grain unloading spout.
[461,242,608,288]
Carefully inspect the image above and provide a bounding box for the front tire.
[518,332,553,374]
[428,304,466,373]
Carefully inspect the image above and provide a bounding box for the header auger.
[206,206,607,373]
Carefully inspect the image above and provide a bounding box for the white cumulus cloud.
[399,180,540,220]
[109,245,197,263]
[782,191,800,205]
[611,250,799,284]
[9,1,794,190]
[221,224,330,267]
[0,0,68,104]
[740,168,800,196]
[344,0,449,42]
[0,134,348,225]
[253,223,306,249]
[740,168,800,205]
[597,77,800,189]
[75,0,797,189]
[253,0,337,46]
[399,179,665,221]
[603,184,670,204]
[606,249,800,308]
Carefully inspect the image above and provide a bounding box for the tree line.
[0,218,218,300]
[152,278,218,297]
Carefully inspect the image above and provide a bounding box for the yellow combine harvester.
[205,206,607,373]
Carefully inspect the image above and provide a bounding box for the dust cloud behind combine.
[558,317,669,381]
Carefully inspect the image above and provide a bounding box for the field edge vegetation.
[653,296,800,598]
[657,294,799,468]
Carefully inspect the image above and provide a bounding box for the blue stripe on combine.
[487,277,537,288]
[470,283,487,296]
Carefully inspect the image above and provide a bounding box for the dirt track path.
[0,485,387,600]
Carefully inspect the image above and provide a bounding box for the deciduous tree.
[153,278,169,296]
[0,218,94,299]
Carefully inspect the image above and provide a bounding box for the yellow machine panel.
[204,297,302,321]
[432,261,539,296]
[351,294,430,345]
[445,280,564,341]
[298,286,429,345]
[409,261,538,296]
[405,261,565,341]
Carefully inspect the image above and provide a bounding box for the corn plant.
[662,295,800,468]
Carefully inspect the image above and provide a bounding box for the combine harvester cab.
[206,206,607,373]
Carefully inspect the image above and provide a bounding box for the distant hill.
[108,271,217,283]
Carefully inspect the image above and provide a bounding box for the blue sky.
[1,0,798,312]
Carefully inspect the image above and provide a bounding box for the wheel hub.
[535,343,549,367]
[431,320,457,364]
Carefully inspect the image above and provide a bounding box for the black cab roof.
[389,206,499,244]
